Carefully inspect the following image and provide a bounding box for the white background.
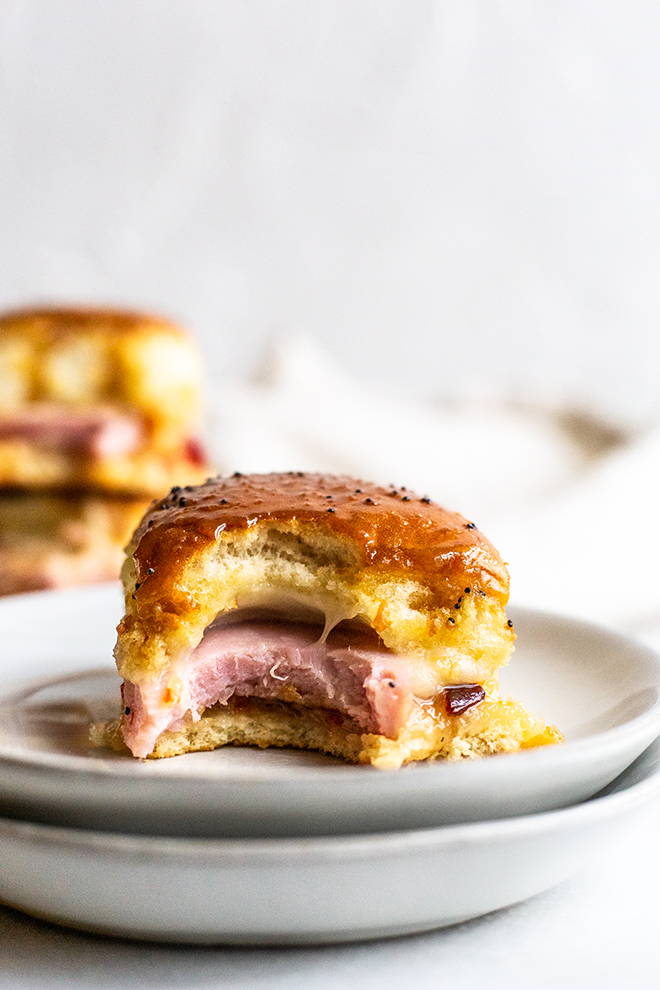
[2,8,660,983]
[2,1,660,426]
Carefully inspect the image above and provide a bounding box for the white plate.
[0,737,659,944]
[0,584,659,837]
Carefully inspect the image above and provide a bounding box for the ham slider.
[111,472,562,768]
[0,306,209,496]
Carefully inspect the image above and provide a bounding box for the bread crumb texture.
[96,695,562,770]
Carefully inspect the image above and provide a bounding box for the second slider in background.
[0,305,212,595]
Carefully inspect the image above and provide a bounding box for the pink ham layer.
[0,405,143,458]
[121,620,414,758]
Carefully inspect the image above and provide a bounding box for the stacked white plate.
[0,583,659,944]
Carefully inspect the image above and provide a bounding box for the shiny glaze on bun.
[0,305,186,339]
[130,472,509,614]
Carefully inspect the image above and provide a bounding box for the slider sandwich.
[0,306,211,596]
[110,472,562,768]
[0,306,208,496]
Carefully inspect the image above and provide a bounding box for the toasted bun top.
[129,472,509,612]
[0,305,186,340]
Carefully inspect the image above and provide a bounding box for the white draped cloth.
[207,336,660,645]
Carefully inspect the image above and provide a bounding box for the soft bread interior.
[108,497,563,767]
[116,522,516,698]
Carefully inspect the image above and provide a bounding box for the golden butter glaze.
[0,306,185,340]
[130,472,509,611]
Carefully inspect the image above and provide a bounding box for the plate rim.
[0,593,659,781]
[0,737,659,859]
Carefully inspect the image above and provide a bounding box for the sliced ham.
[0,404,143,458]
[122,620,414,758]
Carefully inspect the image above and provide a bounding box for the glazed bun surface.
[131,471,508,606]
[117,473,512,691]
[110,472,562,767]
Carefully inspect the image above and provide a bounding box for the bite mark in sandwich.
[110,473,563,768]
